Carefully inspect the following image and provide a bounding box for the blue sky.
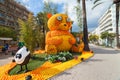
[17,0,112,32]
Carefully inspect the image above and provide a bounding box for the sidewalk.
[0,53,13,66]
[89,44,120,51]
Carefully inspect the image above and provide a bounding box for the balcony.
[0,20,5,25]
[6,15,14,21]
[0,5,6,12]
[0,12,6,19]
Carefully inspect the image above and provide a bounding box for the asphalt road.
[49,44,120,80]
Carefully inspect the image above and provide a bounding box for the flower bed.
[0,52,93,80]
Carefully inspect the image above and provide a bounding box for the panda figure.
[14,46,30,73]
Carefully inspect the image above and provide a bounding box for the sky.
[17,0,112,32]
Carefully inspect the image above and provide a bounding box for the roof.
[0,37,13,40]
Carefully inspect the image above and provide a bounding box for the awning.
[0,37,13,40]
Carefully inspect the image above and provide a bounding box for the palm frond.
[77,0,81,3]
[92,2,104,9]
[93,0,101,4]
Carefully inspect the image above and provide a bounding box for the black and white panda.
[14,46,31,73]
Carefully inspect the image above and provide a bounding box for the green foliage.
[45,52,73,63]
[108,33,116,40]
[34,26,45,49]
[89,34,99,42]
[92,0,104,9]
[71,32,82,37]
[18,13,36,53]
[36,12,48,49]
[36,12,48,32]
[43,1,58,14]
[77,0,80,3]
[100,31,109,39]
[0,26,17,40]
[101,32,115,40]
[36,1,58,47]
[101,31,116,39]
[101,31,116,47]
[74,2,82,32]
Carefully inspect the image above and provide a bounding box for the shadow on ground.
[49,71,71,80]
[84,58,103,62]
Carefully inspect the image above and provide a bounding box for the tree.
[108,33,116,47]
[36,12,48,49]
[43,1,58,14]
[89,34,99,44]
[35,2,58,49]
[101,32,115,47]
[93,0,120,48]
[77,0,90,51]
[18,13,36,53]
[36,1,58,34]
[100,32,109,39]
[75,1,83,32]
[0,26,17,40]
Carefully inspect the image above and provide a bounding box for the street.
[49,44,120,80]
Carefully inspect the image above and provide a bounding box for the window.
[0,13,5,17]
[0,0,4,3]
[0,20,5,24]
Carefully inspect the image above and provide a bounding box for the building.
[0,0,31,30]
[91,4,120,48]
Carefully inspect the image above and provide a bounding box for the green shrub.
[45,52,73,63]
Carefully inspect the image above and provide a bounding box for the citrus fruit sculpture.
[45,13,84,54]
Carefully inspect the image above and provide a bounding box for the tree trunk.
[116,3,120,48]
[82,0,90,51]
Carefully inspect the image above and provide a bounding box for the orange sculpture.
[45,14,84,54]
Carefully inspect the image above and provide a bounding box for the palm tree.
[36,12,47,49]
[77,0,90,51]
[114,0,120,48]
[93,0,120,48]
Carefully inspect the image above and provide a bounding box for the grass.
[8,52,81,75]
[9,54,47,75]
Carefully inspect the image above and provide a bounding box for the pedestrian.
[2,43,9,55]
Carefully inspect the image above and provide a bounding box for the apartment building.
[92,4,120,47]
[0,0,31,30]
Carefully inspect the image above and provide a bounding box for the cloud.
[85,0,112,31]
[43,0,78,31]
[22,0,30,3]
[43,0,68,4]
[16,0,30,10]
[20,0,113,32]
[18,0,44,15]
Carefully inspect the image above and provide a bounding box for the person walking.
[2,43,9,55]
